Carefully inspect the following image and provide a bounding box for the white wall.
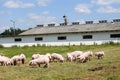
[0,31,119,47]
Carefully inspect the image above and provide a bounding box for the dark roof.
[19,22,120,36]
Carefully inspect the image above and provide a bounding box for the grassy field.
[0,44,120,80]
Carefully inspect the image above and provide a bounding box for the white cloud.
[28,13,56,24]
[37,0,50,7]
[97,6,120,13]
[41,11,49,15]
[91,0,120,13]
[75,4,92,14]
[92,0,120,5]
[3,0,35,8]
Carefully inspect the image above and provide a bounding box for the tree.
[0,27,24,37]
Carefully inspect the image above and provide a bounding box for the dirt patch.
[111,66,117,69]
[88,66,104,71]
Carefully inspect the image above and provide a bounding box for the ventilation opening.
[99,20,107,23]
[14,38,22,42]
[58,36,67,40]
[83,35,92,39]
[72,22,79,25]
[113,19,120,22]
[35,37,43,41]
[60,23,66,26]
[48,24,55,27]
[86,21,93,24]
[36,25,44,27]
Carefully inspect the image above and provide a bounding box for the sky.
[0,0,120,33]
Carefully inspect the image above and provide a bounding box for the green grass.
[0,44,120,80]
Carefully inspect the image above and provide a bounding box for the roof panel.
[19,22,120,36]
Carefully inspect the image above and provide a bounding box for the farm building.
[0,19,120,47]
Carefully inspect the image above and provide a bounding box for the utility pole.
[10,20,16,36]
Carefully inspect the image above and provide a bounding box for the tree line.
[0,27,25,37]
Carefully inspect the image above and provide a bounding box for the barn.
[0,19,120,47]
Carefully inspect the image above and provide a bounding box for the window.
[60,23,66,26]
[110,34,120,38]
[99,20,107,23]
[113,19,120,22]
[72,22,79,25]
[48,24,55,27]
[83,35,92,39]
[86,21,93,24]
[35,37,43,41]
[14,38,22,42]
[58,36,66,40]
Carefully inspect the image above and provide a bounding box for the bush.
[41,44,46,47]
[36,44,41,47]
[11,45,18,48]
[22,45,29,48]
[0,45,4,48]
[93,42,97,45]
[102,41,120,45]
[32,45,36,47]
